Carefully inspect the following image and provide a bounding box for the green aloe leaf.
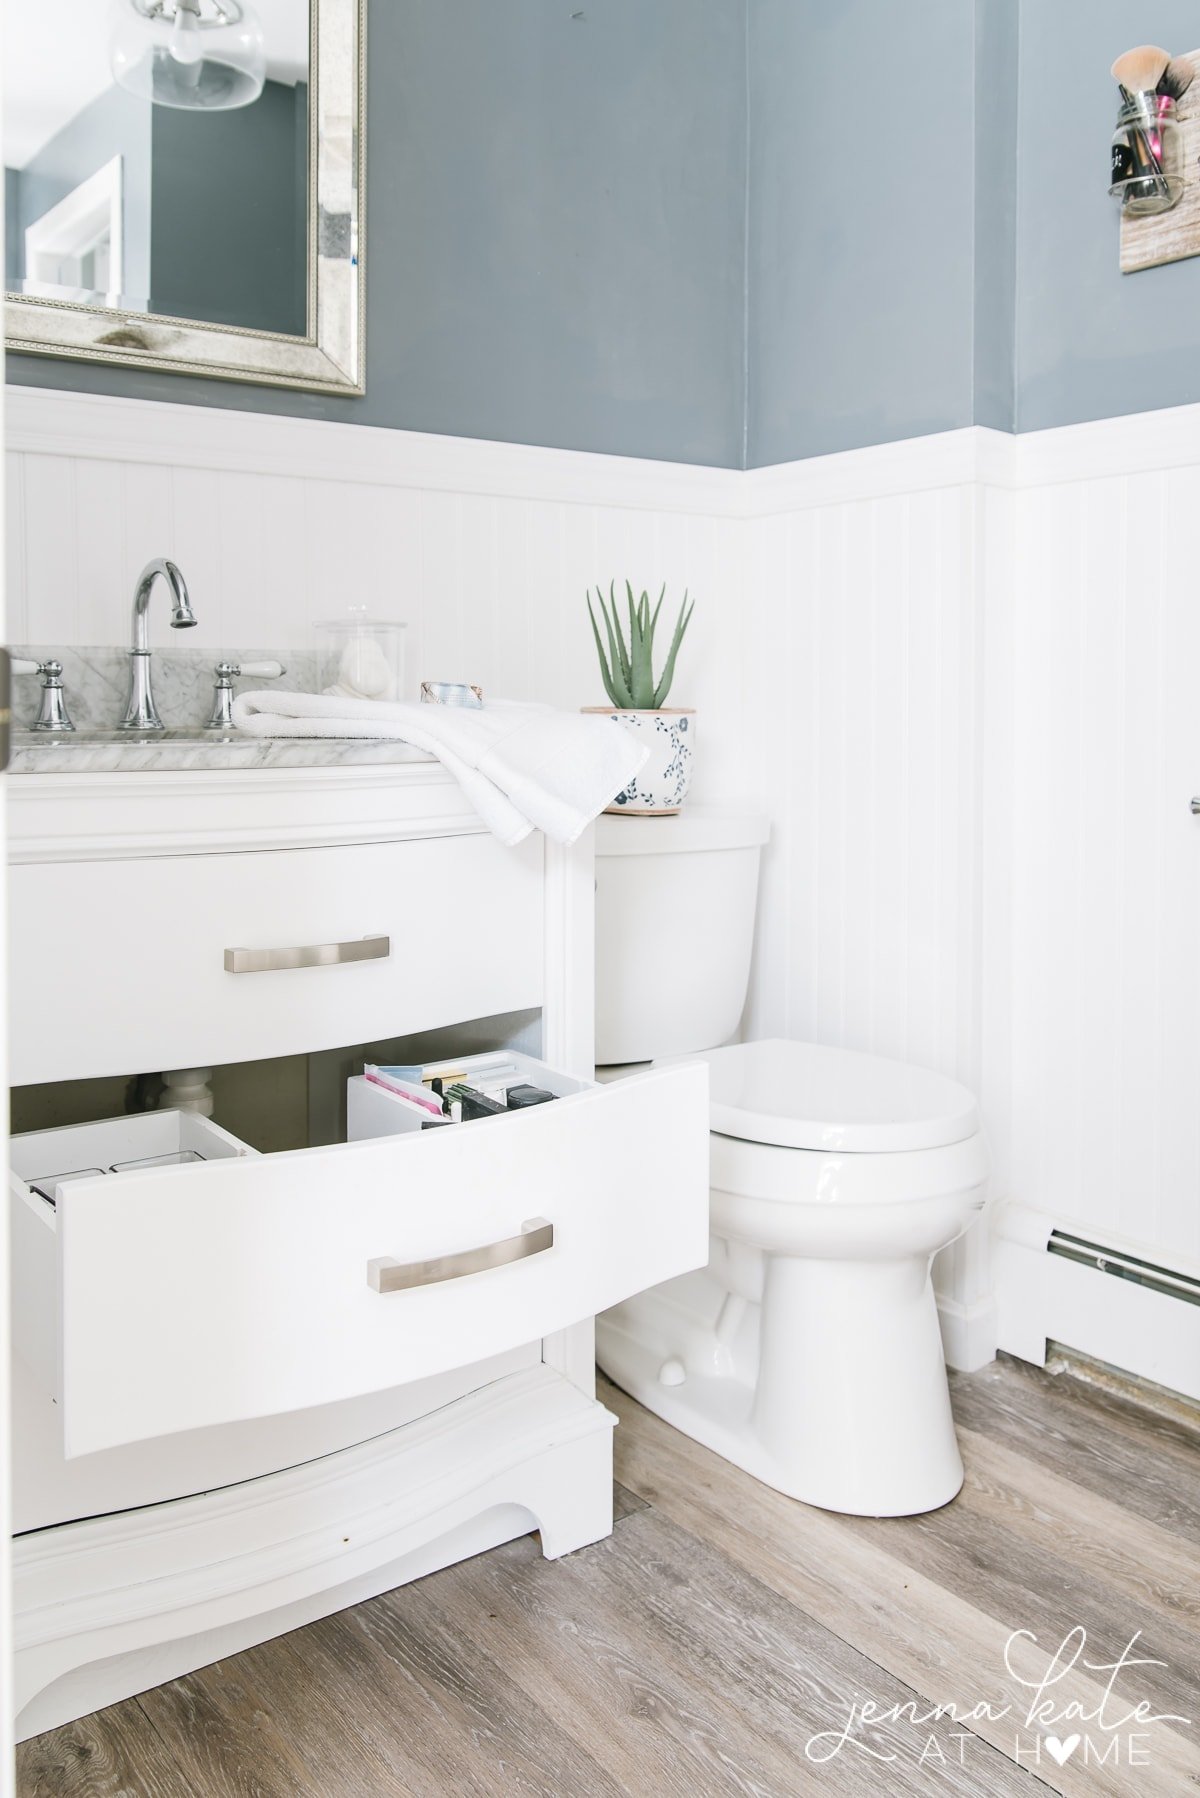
[609,581,632,689]
[652,593,694,708]
[590,589,629,701]
[645,584,665,690]
[587,594,625,706]
[630,586,655,707]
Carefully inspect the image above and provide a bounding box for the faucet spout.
[121,558,197,730]
[130,558,196,652]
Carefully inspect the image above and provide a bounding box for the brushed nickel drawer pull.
[224,934,390,974]
[368,1218,554,1293]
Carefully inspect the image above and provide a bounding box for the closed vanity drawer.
[10,1054,710,1457]
[9,832,544,1085]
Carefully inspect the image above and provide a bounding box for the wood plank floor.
[17,1354,1200,1797]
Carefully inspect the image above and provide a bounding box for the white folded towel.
[231,690,647,847]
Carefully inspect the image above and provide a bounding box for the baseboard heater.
[1047,1231,1200,1307]
[996,1204,1200,1401]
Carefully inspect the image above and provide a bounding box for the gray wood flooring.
[17,1354,1200,1797]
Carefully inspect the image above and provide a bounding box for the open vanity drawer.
[10,1054,709,1458]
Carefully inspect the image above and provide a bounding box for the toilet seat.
[692,1038,980,1154]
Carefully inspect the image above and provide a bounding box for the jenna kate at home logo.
[804,1627,1192,1773]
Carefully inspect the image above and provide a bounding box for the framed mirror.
[3,0,364,395]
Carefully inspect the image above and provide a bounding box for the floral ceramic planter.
[582,707,695,814]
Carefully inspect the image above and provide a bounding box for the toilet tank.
[594,807,770,1065]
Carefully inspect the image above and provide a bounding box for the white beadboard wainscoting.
[8,385,1200,1392]
[994,417,1200,1398]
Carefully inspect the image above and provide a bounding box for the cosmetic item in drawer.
[10,1055,709,1458]
[350,1052,582,1139]
[504,1084,556,1109]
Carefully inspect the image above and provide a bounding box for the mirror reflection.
[4,0,310,337]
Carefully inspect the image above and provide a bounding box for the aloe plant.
[587,581,695,710]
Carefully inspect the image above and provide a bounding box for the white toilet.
[593,807,988,1517]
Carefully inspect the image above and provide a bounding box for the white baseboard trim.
[936,1293,999,1373]
[994,1204,1200,1402]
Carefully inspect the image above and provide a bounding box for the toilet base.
[598,1264,965,1518]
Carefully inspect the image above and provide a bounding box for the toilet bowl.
[597,1038,988,1516]
[592,810,989,1518]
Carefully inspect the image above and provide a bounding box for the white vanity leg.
[542,1319,597,1396]
[531,1399,617,1559]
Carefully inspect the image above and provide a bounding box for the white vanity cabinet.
[7,756,710,1740]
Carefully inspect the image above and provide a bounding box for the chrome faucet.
[120,558,197,730]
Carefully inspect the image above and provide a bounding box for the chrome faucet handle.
[12,657,75,732]
[206,659,285,730]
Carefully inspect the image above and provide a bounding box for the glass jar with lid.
[315,608,407,701]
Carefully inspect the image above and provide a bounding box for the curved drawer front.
[50,1062,710,1456]
[10,832,543,1084]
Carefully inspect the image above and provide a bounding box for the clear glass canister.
[315,609,407,701]
[1110,93,1183,216]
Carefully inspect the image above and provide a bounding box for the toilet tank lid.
[690,1039,981,1153]
[595,806,771,857]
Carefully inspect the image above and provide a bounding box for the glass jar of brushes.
[1110,92,1183,216]
[315,608,407,701]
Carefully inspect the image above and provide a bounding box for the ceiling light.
[110,0,266,111]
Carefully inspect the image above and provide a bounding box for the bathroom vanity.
[7,741,709,1738]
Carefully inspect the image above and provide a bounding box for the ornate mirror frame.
[4,0,365,396]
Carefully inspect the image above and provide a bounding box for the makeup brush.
[1157,57,1194,102]
[1111,47,1175,207]
[1111,44,1171,93]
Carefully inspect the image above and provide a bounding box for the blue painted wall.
[8,0,749,469]
[974,0,1018,433]
[1015,0,1200,432]
[746,0,1017,466]
[747,0,1200,460]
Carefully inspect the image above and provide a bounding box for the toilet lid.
[696,1039,980,1153]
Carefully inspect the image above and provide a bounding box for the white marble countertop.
[9,645,445,774]
[10,731,438,775]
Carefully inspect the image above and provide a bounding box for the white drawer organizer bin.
[7,758,710,1740]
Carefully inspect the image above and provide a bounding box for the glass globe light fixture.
[110,0,266,111]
